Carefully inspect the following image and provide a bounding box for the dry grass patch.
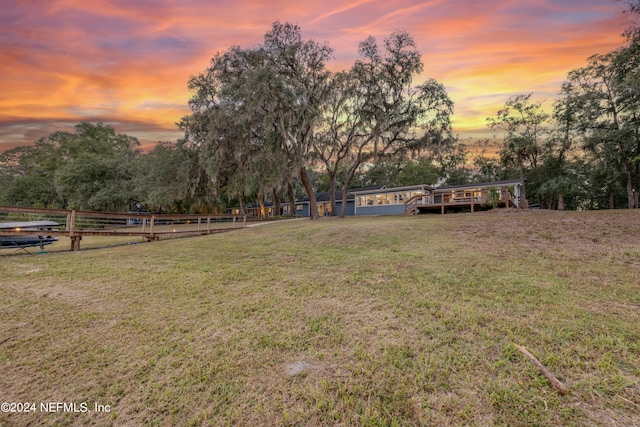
[0,210,639,426]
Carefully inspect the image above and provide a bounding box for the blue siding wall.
[287,200,356,217]
[354,204,405,216]
[296,203,310,217]
[336,201,355,216]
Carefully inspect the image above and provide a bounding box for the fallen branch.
[617,394,640,409]
[516,344,569,395]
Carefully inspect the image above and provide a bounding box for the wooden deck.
[404,187,521,215]
[0,206,248,251]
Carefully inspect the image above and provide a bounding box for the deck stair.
[404,195,420,215]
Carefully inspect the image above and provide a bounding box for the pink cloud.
[0,0,630,151]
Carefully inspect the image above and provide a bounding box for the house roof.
[348,186,386,193]
[349,184,434,195]
[245,201,274,209]
[297,190,355,203]
[349,179,523,195]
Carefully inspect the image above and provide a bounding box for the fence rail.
[0,206,247,251]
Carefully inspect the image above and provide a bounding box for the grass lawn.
[0,209,639,426]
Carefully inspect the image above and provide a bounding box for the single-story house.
[351,179,525,215]
[233,179,525,217]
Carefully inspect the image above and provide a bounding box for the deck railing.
[403,187,522,214]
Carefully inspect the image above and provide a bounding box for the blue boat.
[0,221,60,252]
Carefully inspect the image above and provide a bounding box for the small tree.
[488,93,550,205]
[488,187,501,209]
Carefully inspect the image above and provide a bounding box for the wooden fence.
[0,206,248,251]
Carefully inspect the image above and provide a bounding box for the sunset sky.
[0,0,632,152]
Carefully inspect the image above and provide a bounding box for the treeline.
[1,10,639,215]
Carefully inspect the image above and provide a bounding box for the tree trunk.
[609,189,615,210]
[299,166,318,219]
[238,194,246,215]
[258,188,265,218]
[558,193,565,210]
[287,181,297,217]
[340,160,361,217]
[621,155,635,208]
[339,187,350,217]
[272,188,281,217]
[328,173,337,216]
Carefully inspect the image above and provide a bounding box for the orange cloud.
[0,0,631,152]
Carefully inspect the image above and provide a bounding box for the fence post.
[149,216,155,241]
[69,210,81,251]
